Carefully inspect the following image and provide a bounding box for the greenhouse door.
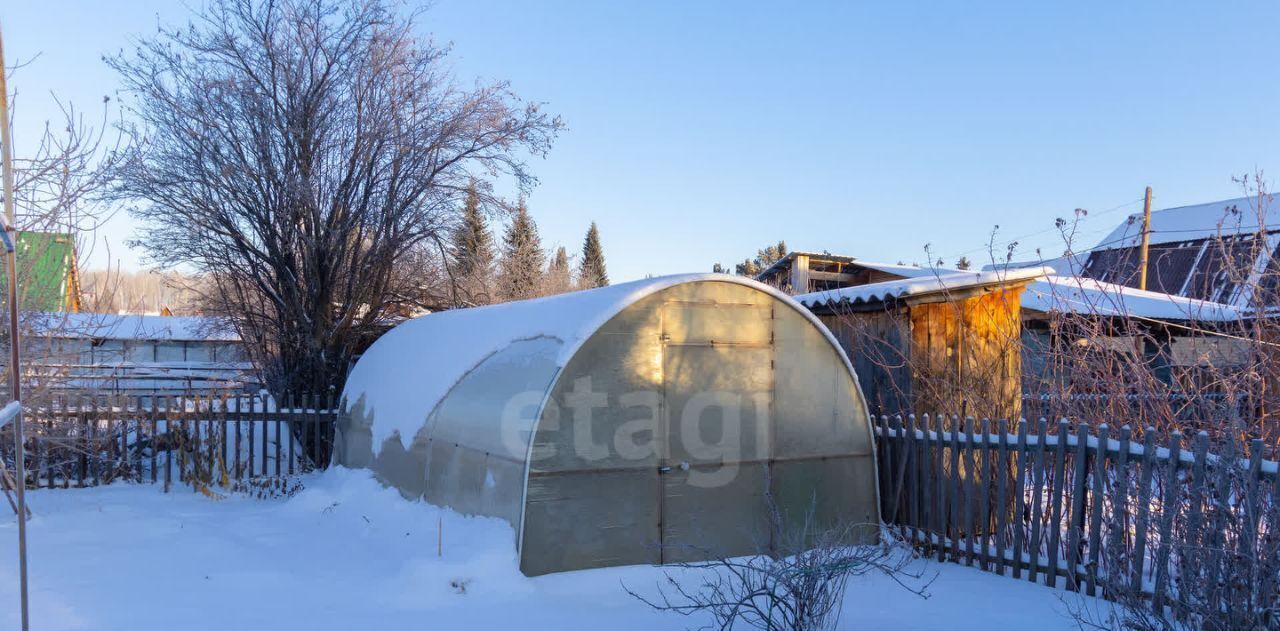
[659,342,774,563]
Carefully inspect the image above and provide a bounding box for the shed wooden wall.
[908,288,1024,420]
[817,286,1025,420]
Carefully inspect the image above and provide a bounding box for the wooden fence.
[0,392,340,492]
[876,413,1280,622]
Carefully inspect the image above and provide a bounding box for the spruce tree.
[578,222,609,288]
[498,201,545,301]
[450,183,495,304]
[546,245,573,295]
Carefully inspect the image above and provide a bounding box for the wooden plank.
[274,394,282,478]
[1181,432,1210,605]
[234,394,243,480]
[1204,431,1233,614]
[876,415,890,521]
[1257,461,1280,617]
[149,398,158,484]
[164,397,173,493]
[1242,439,1264,597]
[261,393,270,477]
[1027,418,1048,583]
[1109,425,1132,591]
[1131,429,1158,593]
[995,419,1010,576]
[89,396,99,486]
[248,394,256,477]
[1151,431,1182,615]
[964,417,977,567]
[287,393,297,476]
[920,413,934,553]
[1045,420,1070,588]
[206,396,216,481]
[1085,424,1107,596]
[914,413,928,546]
[1065,423,1090,591]
[949,415,962,563]
[978,418,991,571]
[74,396,85,488]
[934,413,948,563]
[906,414,919,542]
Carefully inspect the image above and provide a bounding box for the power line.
[936,197,1146,264]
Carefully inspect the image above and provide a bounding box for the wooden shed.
[796,268,1049,420]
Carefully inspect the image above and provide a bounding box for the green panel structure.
[0,231,80,312]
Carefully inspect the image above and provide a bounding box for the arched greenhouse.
[337,274,878,575]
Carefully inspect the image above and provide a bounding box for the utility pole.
[0,20,30,631]
[1138,186,1153,291]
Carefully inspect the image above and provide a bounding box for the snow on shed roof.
[1094,195,1278,251]
[1021,276,1242,321]
[34,313,239,342]
[343,273,849,456]
[851,261,961,278]
[794,267,1051,309]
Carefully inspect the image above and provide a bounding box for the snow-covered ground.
[1,469,1096,630]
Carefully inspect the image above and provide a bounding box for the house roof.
[754,251,959,282]
[754,251,856,280]
[1093,195,1276,251]
[794,267,1051,310]
[1021,276,1242,322]
[34,313,240,342]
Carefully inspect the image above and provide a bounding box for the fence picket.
[964,417,977,566]
[995,419,1009,576]
[978,418,991,571]
[934,413,948,563]
[1151,431,1182,615]
[1045,420,1070,588]
[1027,418,1048,583]
[877,415,890,521]
[1065,423,1090,591]
[149,399,158,484]
[248,394,257,477]
[905,414,918,542]
[1182,432,1210,606]
[288,394,298,476]
[920,413,934,554]
[949,415,962,563]
[1110,425,1131,590]
[1085,424,1107,596]
[1243,439,1264,606]
[1131,429,1157,593]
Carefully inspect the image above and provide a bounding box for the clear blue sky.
[5,1,1280,281]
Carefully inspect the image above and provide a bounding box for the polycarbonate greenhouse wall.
[338,274,878,575]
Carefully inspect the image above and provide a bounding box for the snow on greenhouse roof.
[1021,276,1242,321]
[794,267,1051,309]
[343,273,844,456]
[33,313,239,342]
[1094,195,1279,251]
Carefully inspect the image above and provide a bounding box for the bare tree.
[107,0,562,399]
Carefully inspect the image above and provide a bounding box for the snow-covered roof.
[983,255,1083,277]
[34,313,239,342]
[851,261,960,278]
[1021,276,1243,321]
[794,267,1051,309]
[343,273,849,456]
[1094,195,1277,251]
